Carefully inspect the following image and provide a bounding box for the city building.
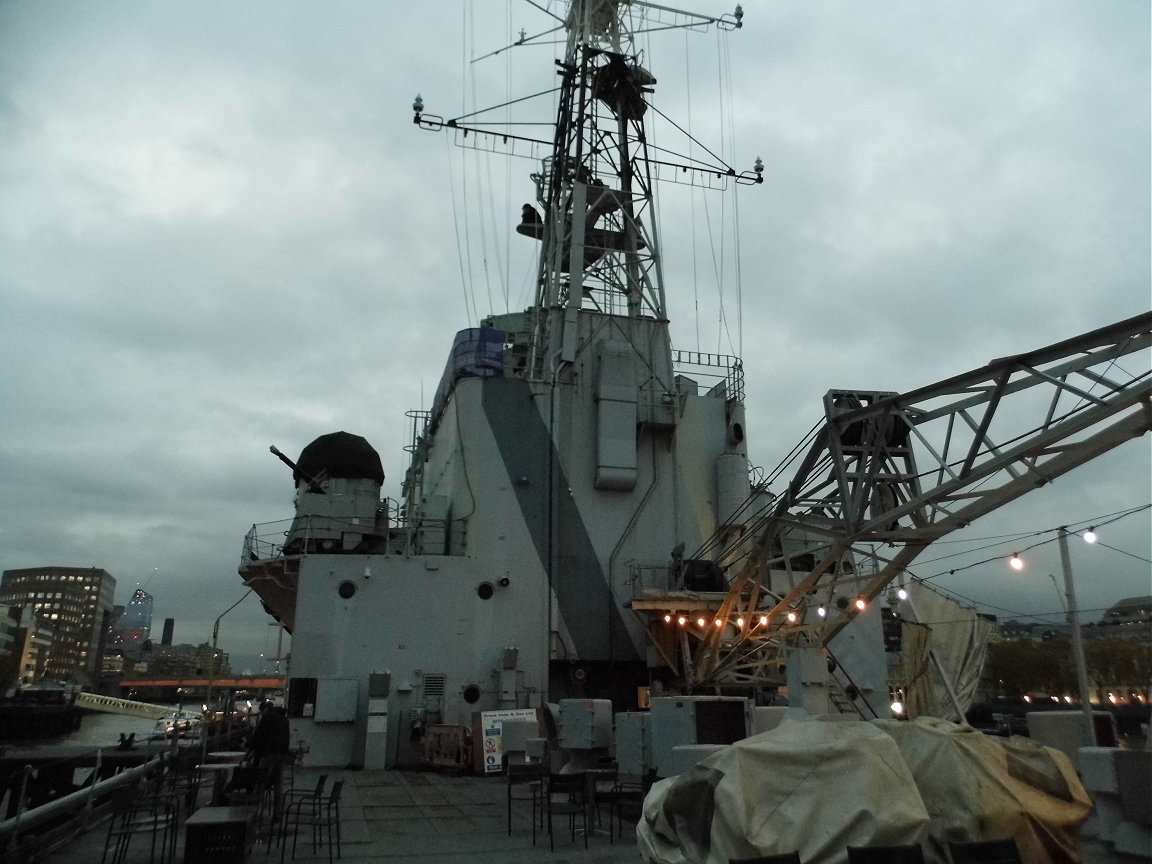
[0,566,116,683]
[136,642,231,679]
[113,588,154,658]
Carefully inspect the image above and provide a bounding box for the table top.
[186,805,257,826]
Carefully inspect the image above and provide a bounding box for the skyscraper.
[0,566,116,683]
[116,588,154,658]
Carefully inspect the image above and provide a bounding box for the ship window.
[337,581,357,599]
[462,684,481,704]
[476,582,495,600]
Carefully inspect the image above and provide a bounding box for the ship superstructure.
[240,0,767,768]
[239,0,1152,770]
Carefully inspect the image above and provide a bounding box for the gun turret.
[269,445,326,494]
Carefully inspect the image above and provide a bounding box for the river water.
[19,708,178,752]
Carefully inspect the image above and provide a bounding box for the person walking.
[248,700,291,816]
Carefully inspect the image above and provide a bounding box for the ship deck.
[33,766,1130,864]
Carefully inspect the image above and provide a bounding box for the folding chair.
[543,772,588,852]
[846,844,925,864]
[505,756,543,840]
[948,838,1022,864]
[730,854,803,864]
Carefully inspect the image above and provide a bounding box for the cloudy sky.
[1,1,1148,674]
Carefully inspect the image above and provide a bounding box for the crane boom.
[679,312,1152,687]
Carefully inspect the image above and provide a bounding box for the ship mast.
[414,0,760,377]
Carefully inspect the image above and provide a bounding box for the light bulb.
[817,606,827,618]
[735,617,744,628]
[677,615,687,626]
[891,701,905,716]
[759,614,768,627]
[696,617,706,628]
[897,587,908,601]
[1009,553,1024,571]
[786,610,797,623]
[714,618,723,628]
[854,597,867,611]
[1083,527,1097,544]
[663,613,672,623]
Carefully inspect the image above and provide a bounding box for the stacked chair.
[279,779,343,863]
[100,782,180,864]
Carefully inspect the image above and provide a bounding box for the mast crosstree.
[414,0,761,377]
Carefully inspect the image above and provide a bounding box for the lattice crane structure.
[633,312,1152,692]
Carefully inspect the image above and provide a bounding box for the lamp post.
[203,589,253,760]
[1057,527,1096,746]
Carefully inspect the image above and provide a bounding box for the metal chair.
[223,764,274,840]
[597,771,648,843]
[269,774,328,855]
[846,844,925,864]
[504,756,543,840]
[100,785,178,864]
[543,772,588,852]
[947,838,1022,864]
[281,779,343,863]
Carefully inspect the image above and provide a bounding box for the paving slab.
[25,767,1132,864]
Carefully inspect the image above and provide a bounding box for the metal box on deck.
[649,696,750,777]
[615,711,651,777]
[558,698,612,749]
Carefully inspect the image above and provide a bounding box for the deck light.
[735,617,744,628]
[817,605,826,618]
[1009,553,1025,571]
[896,587,908,601]
[786,610,798,623]
[677,615,687,626]
[696,616,706,628]
[854,597,867,611]
[1083,527,1097,544]
[664,612,672,623]
[758,614,768,627]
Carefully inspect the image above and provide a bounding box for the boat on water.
[149,710,203,740]
[236,0,1152,774]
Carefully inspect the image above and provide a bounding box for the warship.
[237,0,1152,769]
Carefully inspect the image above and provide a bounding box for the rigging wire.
[446,135,476,329]
[467,4,496,318]
[721,28,743,359]
[457,2,478,326]
[684,29,700,351]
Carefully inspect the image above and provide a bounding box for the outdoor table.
[184,805,257,863]
[196,761,243,806]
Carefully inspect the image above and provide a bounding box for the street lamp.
[1057,527,1096,746]
[203,589,253,760]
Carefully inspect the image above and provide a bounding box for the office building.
[0,567,116,683]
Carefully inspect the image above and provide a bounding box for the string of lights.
[915,504,1151,582]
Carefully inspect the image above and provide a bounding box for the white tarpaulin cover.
[636,717,1092,864]
[637,719,930,864]
[876,717,1091,863]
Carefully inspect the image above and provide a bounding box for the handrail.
[0,752,167,848]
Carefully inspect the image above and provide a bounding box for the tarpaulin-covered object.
[636,717,1092,864]
[637,719,930,864]
[876,717,1091,863]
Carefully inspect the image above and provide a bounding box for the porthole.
[462,684,481,704]
[337,581,357,599]
[476,582,495,600]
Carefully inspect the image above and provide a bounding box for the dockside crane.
[640,312,1152,693]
